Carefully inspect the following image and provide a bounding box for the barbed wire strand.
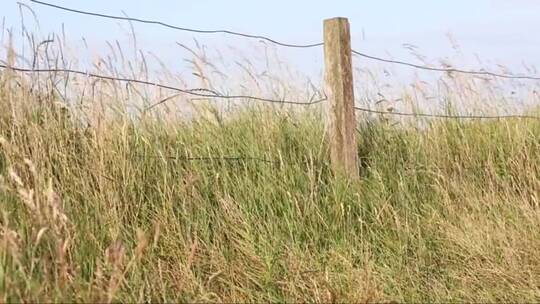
[354,106,540,120]
[0,64,327,108]
[136,154,280,165]
[28,0,323,48]
[352,51,540,80]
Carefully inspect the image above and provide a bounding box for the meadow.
[0,19,540,302]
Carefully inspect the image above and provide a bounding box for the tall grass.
[0,24,539,302]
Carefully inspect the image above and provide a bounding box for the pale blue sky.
[3,0,540,78]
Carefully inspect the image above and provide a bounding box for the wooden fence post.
[323,17,359,179]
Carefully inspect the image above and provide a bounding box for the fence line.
[9,3,540,178]
[28,0,540,81]
[0,64,327,109]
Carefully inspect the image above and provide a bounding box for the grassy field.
[1,38,540,302]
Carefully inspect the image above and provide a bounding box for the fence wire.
[354,106,540,120]
[137,155,280,165]
[351,51,540,80]
[29,0,323,48]
[0,64,327,109]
